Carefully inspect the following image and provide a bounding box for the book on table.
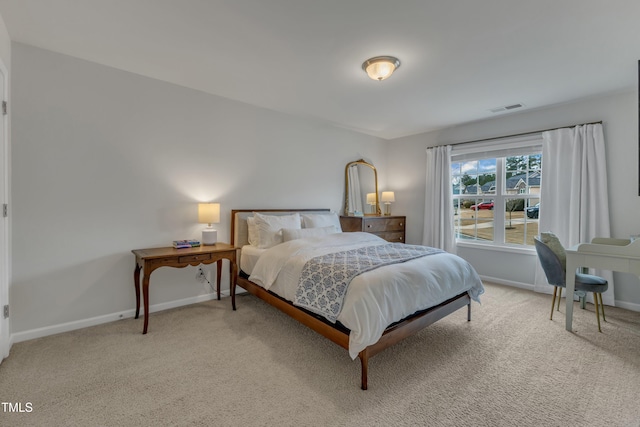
[173,239,200,248]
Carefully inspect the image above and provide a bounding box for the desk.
[132,243,238,334]
[565,238,640,331]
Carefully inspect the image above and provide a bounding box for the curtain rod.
[447,120,603,147]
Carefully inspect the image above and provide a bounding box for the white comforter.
[249,232,484,359]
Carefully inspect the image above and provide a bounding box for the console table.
[565,238,640,331]
[132,243,238,334]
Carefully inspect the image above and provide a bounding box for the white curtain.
[423,145,456,253]
[535,123,614,305]
[347,164,363,215]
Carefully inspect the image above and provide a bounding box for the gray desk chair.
[534,236,608,332]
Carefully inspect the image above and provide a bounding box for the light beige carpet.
[1,282,639,427]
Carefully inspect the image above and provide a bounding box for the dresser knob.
[367,224,371,228]
[399,223,403,227]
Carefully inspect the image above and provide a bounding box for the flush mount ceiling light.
[362,56,401,81]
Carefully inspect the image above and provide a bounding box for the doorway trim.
[0,57,10,362]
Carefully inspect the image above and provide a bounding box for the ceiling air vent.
[489,103,525,113]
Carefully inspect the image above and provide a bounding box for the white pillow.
[246,216,258,246]
[252,212,301,249]
[282,226,337,242]
[301,213,342,233]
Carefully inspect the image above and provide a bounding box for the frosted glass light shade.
[362,56,401,81]
[198,203,220,225]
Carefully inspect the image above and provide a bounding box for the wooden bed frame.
[230,209,471,390]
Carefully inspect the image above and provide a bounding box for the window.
[452,152,541,247]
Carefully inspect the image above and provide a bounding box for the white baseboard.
[480,275,640,312]
[11,290,235,344]
[615,300,640,312]
[479,275,535,291]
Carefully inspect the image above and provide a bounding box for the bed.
[230,209,484,390]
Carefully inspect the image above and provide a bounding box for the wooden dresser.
[340,216,406,243]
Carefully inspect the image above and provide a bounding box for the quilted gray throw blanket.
[294,243,444,323]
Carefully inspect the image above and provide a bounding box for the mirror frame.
[344,159,381,216]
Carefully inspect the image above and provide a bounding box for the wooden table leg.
[134,264,141,319]
[216,260,223,300]
[231,261,238,311]
[143,274,150,334]
[565,258,577,331]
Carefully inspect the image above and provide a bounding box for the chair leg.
[599,293,606,322]
[550,286,558,320]
[557,287,562,311]
[593,292,602,333]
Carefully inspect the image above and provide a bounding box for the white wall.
[10,43,387,337]
[0,16,9,64]
[388,89,640,309]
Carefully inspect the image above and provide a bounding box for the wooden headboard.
[230,208,331,247]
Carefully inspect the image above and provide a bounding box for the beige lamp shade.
[198,203,220,225]
[381,192,395,203]
[366,193,377,205]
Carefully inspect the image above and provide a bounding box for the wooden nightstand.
[340,216,406,243]
[132,243,238,334]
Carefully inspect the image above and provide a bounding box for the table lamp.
[366,193,377,214]
[381,191,395,216]
[198,203,220,245]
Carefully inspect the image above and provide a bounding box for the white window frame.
[451,134,543,249]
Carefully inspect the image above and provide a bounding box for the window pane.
[505,198,525,244]
[504,198,539,245]
[505,155,527,174]
[457,198,494,242]
[461,160,478,175]
[527,171,541,196]
[524,199,539,245]
[453,198,462,238]
[478,158,496,195]
[478,158,497,174]
[463,174,478,194]
[529,153,541,170]
[476,206,494,242]
[452,175,461,195]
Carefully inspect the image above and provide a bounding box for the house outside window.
[452,152,541,247]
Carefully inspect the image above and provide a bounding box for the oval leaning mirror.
[344,159,381,216]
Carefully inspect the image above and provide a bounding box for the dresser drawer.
[379,231,405,243]
[363,217,405,233]
[385,218,405,232]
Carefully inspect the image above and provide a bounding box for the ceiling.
[0,0,639,140]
